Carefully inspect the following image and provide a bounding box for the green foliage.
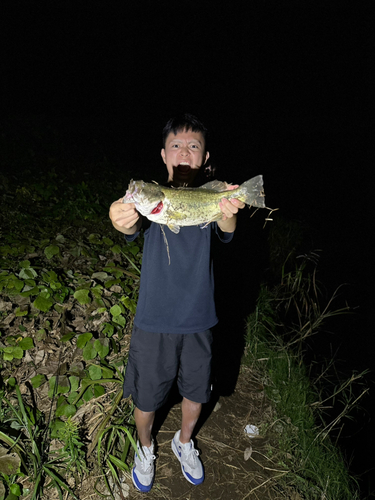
[0,133,144,497]
[244,255,365,500]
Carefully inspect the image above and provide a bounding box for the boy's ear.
[204,151,210,164]
[161,149,166,164]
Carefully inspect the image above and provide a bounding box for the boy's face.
[161,128,210,187]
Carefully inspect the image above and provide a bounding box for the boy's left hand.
[219,185,246,220]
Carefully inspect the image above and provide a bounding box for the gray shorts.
[123,325,213,412]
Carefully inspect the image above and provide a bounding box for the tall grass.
[243,254,367,500]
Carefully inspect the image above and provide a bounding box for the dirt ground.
[102,366,295,500]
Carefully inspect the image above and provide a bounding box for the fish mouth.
[150,201,163,215]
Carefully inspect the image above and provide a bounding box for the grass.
[243,255,368,499]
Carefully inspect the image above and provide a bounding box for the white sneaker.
[171,430,204,485]
[132,441,156,493]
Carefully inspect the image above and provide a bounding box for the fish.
[123,175,265,234]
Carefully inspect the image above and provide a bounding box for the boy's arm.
[217,186,245,233]
[109,198,142,235]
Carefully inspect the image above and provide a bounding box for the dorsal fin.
[199,180,229,192]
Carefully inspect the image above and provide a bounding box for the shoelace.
[138,449,156,473]
[181,443,200,468]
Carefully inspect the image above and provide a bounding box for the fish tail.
[239,175,265,207]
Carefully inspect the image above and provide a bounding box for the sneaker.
[171,430,204,485]
[132,440,156,493]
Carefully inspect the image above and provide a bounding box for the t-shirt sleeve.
[124,232,139,243]
[215,223,234,243]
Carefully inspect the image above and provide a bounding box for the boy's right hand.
[109,198,141,234]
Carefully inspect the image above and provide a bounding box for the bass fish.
[123,175,265,234]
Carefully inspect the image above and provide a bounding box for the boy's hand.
[219,185,245,221]
[109,198,141,234]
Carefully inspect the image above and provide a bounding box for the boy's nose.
[180,147,190,156]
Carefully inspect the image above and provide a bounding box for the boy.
[109,113,245,492]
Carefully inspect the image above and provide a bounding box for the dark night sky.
[1,0,374,494]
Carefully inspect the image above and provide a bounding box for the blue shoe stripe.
[182,465,204,485]
[132,466,153,493]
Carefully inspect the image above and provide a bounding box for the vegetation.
[0,160,142,499]
[243,252,368,499]
[0,123,368,499]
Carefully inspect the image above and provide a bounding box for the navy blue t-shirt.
[125,222,233,334]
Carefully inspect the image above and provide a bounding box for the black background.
[1,1,373,496]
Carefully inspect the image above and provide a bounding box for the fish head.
[123,180,165,218]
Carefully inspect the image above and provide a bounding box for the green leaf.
[61,332,75,342]
[44,244,60,259]
[69,376,80,392]
[88,365,102,380]
[110,304,121,317]
[83,341,97,360]
[31,374,47,389]
[10,483,22,496]
[111,244,122,254]
[7,377,17,387]
[48,376,70,398]
[3,346,23,360]
[50,418,65,439]
[15,307,28,317]
[83,387,94,402]
[74,289,91,305]
[19,267,37,279]
[76,332,93,349]
[67,391,78,404]
[104,278,121,288]
[4,492,18,500]
[18,337,34,350]
[101,322,114,337]
[122,296,137,314]
[33,295,53,312]
[88,234,102,244]
[108,454,129,472]
[91,272,108,281]
[94,384,105,398]
[55,404,76,418]
[112,314,125,328]
[129,245,140,256]
[102,237,114,246]
[94,338,110,358]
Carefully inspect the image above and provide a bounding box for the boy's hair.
[162,113,208,150]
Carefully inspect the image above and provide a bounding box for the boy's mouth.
[176,163,191,175]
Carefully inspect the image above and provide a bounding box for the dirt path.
[112,367,291,500]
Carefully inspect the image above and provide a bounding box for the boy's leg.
[132,408,156,493]
[180,397,202,443]
[171,397,204,485]
[134,407,155,447]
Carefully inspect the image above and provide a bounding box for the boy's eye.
[190,144,199,149]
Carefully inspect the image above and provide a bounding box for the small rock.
[244,446,253,461]
[213,401,222,412]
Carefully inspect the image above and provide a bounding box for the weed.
[243,254,366,499]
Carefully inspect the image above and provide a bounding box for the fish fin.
[200,213,223,229]
[239,175,266,208]
[200,180,229,192]
[167,223,180,234]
